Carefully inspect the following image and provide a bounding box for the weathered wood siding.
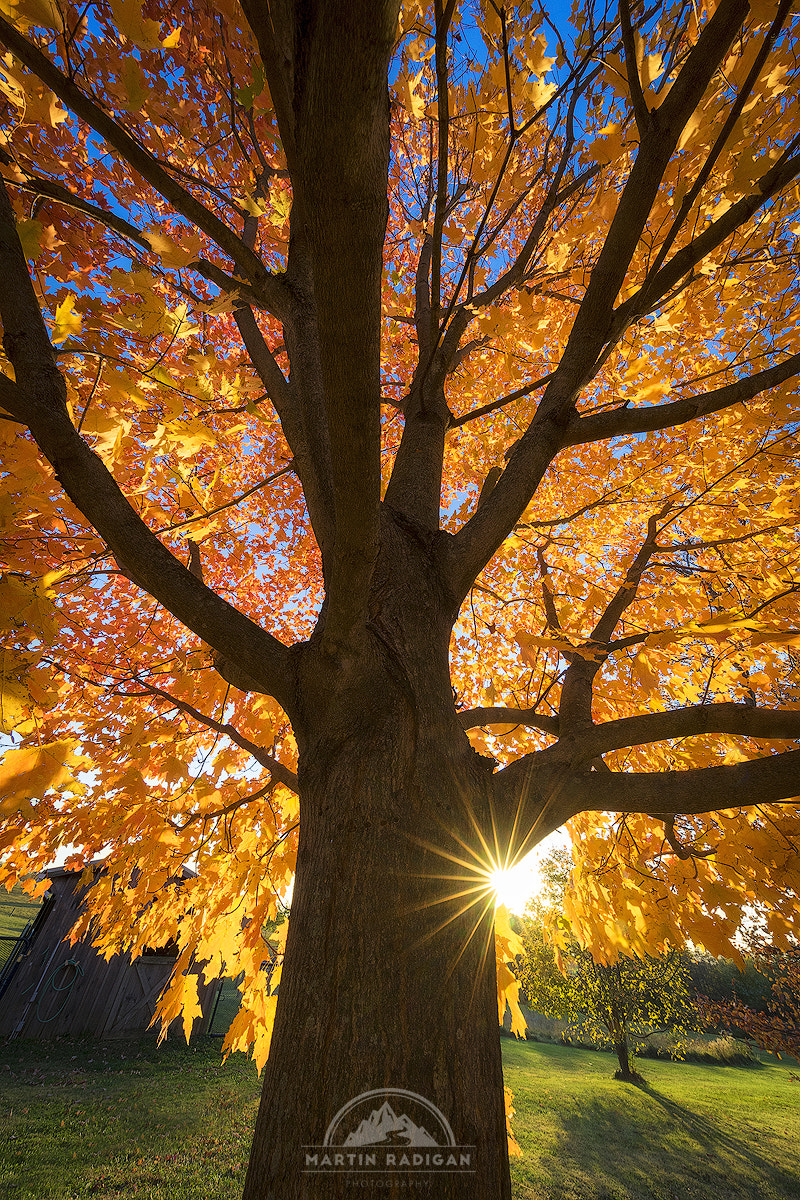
[0,869,220,1040]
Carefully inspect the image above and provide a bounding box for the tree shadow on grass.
[529,1081,800,1200]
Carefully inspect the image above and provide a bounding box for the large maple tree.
[1,0,800,1195]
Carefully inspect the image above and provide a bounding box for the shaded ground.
[0,1033,797,1198]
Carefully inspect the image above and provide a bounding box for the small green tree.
[520,850,699,1082]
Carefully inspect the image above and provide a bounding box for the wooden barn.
[0,863,221,1041]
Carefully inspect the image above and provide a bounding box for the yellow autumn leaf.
[495,903,524,960]
[0,572,61,639]
[526,33,555,77]
[0,56,68,127]
[169,418,217,459]
[16,218,43,262]
[587,123,622,165]
[201,293,241,316]
[0,671,32,735]
[145,229,202,269]
[0,740,77,809]
[109,0,178,51]
[496,960,527,1037]
[525,77,557,109]
[240,192,268,217]
[0,0,60,31]
[180,977,203,1043]
[119,57,148,112]
[640,52,664,90]
[268,186,291,224]
[748,0,781,24]
[402,69,426,122]
[504,1087,523,1157]
[51,294,82,345]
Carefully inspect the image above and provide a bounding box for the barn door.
[101,955,176,1037]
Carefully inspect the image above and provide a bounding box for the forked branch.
[445,0,752,600]
[0,16,288,315]
[0,181,296,714]
[492,745,800,853]
[132,677,299,792]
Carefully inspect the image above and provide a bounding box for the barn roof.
[40,860,198,881]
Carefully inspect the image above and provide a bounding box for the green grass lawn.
[0,1034,797,1199]
[0,1037,261,1200]
[0,885,42,940]
[505,1039,800,1200]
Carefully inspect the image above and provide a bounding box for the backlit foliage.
[0,0,799,1065]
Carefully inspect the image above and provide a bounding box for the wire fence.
[208,976,243,1037]
[0,929,29,999]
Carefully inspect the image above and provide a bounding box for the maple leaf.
[109,0,176,51]
[145,229,202,268]
[0,740,81,814]
[50,294,81,344]
[0,0,60,31]
[400,68,426,122]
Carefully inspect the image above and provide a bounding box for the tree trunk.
[614,1036,633,1080]
[242,523,513,1198]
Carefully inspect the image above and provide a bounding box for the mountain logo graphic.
[343,1101,439,1146]
[323,1088,455,1149]
[303,1088,475,1174]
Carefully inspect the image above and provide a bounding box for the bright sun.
[489,856,541,915]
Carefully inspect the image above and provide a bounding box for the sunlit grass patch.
[505,1039,800,1200]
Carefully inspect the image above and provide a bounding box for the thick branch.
[232,305,331,553]
[384,307,469,527]
[389,41,600,528]
[559,507,667,728]
[190,260,276,311]
[607,148,800,349]
[661,814,715,859]
[564,750,800,817]
[493,747,800,854]
[458,707,559,736]
[0,180,296,715]
[637,0,795,299]
[430,0,457,331]
[577,703,800,763]
[445,0,750,600]
[543,0,750,398]
[283,0,400,645]
[537,543,572,651]
[563,353,800,446]
[238,0,298,176]
[592,509,668,646]
[414,234,433,361]
[619,0,650,138]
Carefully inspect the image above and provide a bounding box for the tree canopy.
[696,939,800,1062]
[1,0,800,1194]
[519,848,700,1080]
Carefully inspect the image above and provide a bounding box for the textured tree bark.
[242,516,513,1199]
[613,1037,633,1081]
